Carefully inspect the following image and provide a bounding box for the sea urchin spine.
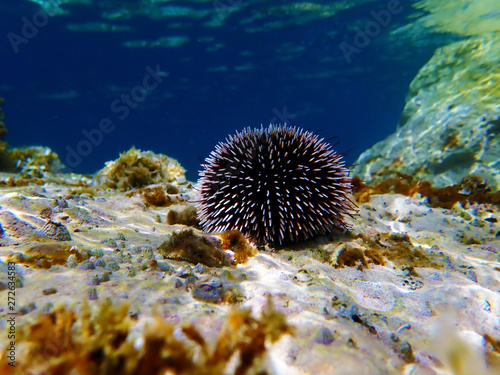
[196,125,356,245]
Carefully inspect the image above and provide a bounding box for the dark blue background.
[0,0,439,181]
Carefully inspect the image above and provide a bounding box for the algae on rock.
[0,99,64,176]
[0,298,292,375]
[94,147,186,191]
[5,146,65,177]
[353,34,500,190]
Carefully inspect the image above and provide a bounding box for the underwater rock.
[354,34,500,190]
[94,147,186,191]
[166,205,199,227]
[6,146,65,177]
[0,104,64,176]
[38,220,72,241]
[134,185,178,206]
[217,230,257,264]
[191,278,225,303]
[314,327,335,345]
[7,243,83,269]
[0,211,38,242]
[157,229,228,267]
[190,276,245,304]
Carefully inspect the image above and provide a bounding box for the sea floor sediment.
[0,173,499,374]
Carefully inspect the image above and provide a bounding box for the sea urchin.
[196,125,356,245]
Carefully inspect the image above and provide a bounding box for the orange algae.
[352,173,500,209]
[328,231,442,272]
[126,185,182,207]
[0,297,293,375]
[6,243,86,269]
[0,176,45,187]
[158,229,228,267]
[484,334,500,368]
[158,229,257,267]
[218,230,257,264]
[166,206,199,227]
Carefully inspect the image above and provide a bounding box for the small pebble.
[19,302,37,315]
[194,264,206,273]
[89,248,104,257]
[42,287,57,295]
[315,327,335,345]
[128,244,141,254]
[93,258,106,268]
[192,279,224,303]
[101,238,118,248]
[97,272,111,283]
[174,278,184,288]
[79,260,95,270]
[464,269,478,283]
[177,267,194,278]
[56,198,68,209]
[66,254,78,268]
[105,261,120,271]
[39,220,72,241]
[126,267,137,278]
[87,276,101,286]
[184,276,198,286]
[157,262,174,273]
[394,340,414,363]
[293,269,313,283]
[87,287,98,300]
[347,338,356,348]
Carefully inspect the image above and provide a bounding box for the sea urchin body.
[196,125,356,245]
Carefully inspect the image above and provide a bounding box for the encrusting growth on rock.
[157,229,256,267]
[95,147,186,191]
[158,229,229,267]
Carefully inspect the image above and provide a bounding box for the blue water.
[1,0,440,181]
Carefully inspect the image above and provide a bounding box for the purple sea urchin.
[196,125,356,245]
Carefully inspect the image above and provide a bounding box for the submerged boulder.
[354,34,500,190]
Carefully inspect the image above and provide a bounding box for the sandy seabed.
[0,173,499,375]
